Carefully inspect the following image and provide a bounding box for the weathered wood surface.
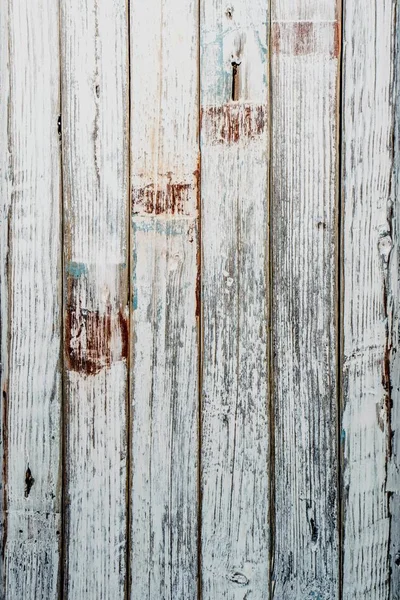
[271,1,340,597]
[61,1,129,597]
[129,0,199,598]
[341,1,398,598]
[389,5,400,595]
[1,0,400,598]
[200,1,270,597]
[0,1,62,598]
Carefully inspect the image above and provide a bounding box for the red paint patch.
[272,21,339,58]
[201,103,266,145]
[65,305,128,376]
[132,182,192,216]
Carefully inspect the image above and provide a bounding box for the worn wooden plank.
[60,1,129,597]
[129,0,199,598]
[0,1,62,598]
[389,5,400,594]
[271,1,340,598]
[341,1,397,597]
[200,2,270,598]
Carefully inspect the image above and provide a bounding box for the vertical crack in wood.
[337,1,345,598]
[59,0,66,596]
[126,0,132,597]
[267,0,275,596]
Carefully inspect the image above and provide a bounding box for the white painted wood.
[0,1,62,598]
[0,4,9,594]
[60,0,129,597]
[129,0,199,598]
[341,1,397,597]
[271,2,340,598]
[389,5,400,593]
[200,2,270,598]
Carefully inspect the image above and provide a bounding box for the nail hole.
[226,5,233,18]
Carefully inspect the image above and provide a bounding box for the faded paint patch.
[132,182,193,216]
[272,21,340,58]
[65,304,128,376]
[201,103,266,145]
[66,261,88,278]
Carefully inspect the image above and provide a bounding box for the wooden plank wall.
[200,1,270,597]
[129,0,199,597]
[271,1,340,597]
[0,1,62,598]
[0,0,399,599]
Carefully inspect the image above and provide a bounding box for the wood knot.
[24,466,34,498]
[228,571,249,586]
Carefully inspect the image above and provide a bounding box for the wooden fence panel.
[271,1,340,597]
[200,1,270,597]
[0,1,62,597]
[341,1,397,597]
[61,1,129,597]
[129,0,200,598]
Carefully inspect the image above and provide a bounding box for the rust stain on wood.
[132,181,192,216]
[65,304,128,376]
[2,387,8,559]
[272,21,340,58]
[201,104,267,145]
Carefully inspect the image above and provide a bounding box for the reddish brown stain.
[2,387,8,559]
[201,104,266,145]
[132,181,192,216]
[65,304,128,376]
[272,21,340,59]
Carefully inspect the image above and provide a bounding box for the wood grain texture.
[200,1,270,597]
[61,1,129,597]
[389,4,400,594]
[271,2,340,598]
[341,1,396,597]
[0,1,62,598]
[129,0,199,598]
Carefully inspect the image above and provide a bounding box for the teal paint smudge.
[132,247,138,310]
[66,261,88,278]
[132,219,186,237]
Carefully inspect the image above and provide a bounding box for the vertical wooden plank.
[271,1,340,597]
[200,2,270,597]
[0,4,9,595]
[341,1,396,597]
[389,3,400,593]
[61,1,129,597]
[129,0,199,598]
[0,0,62,598]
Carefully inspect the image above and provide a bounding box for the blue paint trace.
[66,261,88,278]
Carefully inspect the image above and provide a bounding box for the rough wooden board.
[129,0,199,597]
[60,0,129,597]
[0,4,9,595]
[271,3,340,598]
[341,1,396,597]
[0,1,62,598]
[200,1,270,598]
[389,5,400,594]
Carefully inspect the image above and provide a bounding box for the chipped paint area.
[133,182,192,216]
[65,305,128,376]
[201,103,267,145]
[272,21,339,58]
